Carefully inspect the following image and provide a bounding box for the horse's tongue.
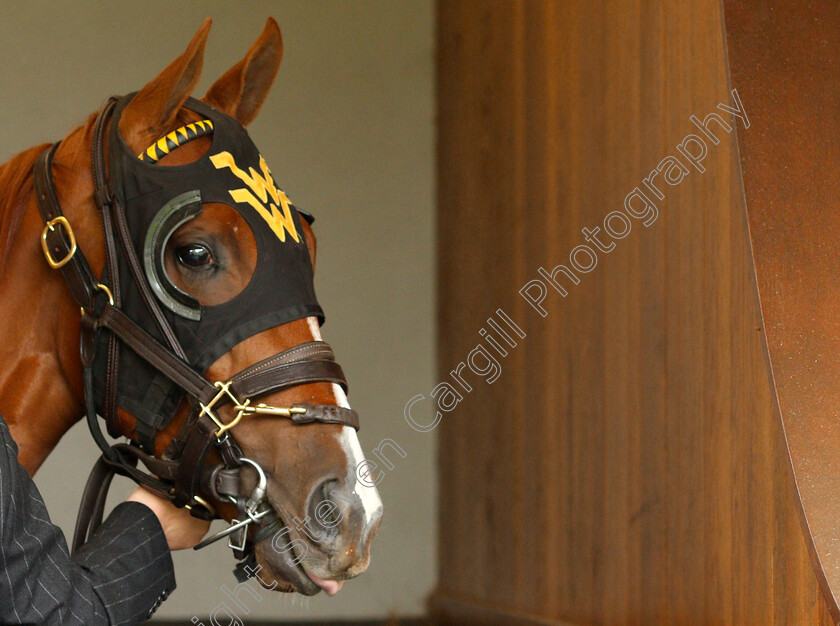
[306,572,345,596]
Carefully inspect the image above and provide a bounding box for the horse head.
[19,18,382,595]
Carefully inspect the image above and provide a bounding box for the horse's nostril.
[319,480,341,525]
[307,478,342,539]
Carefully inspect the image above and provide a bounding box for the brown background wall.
[724,0,840,616]
[434,1,833,623]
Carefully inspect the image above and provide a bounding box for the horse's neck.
[0,154,84,474]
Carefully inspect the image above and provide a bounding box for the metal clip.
[192,507,271,551]
[199,381,249,437]
[228,523,249,553]
[235,404,308,418]
[237,457,267,516]
[222,403,307,436]
[200,380,308,438]
[191,457,273,551]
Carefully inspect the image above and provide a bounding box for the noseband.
[35,96,359,561]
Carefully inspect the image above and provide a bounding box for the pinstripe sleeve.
[0,416,176,624]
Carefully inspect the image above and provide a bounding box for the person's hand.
[126,486,211,550]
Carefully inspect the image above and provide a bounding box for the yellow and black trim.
[138,120,214,163]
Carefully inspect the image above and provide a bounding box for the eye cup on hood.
[143,190,203,320]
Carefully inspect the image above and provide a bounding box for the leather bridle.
[34,96,359,559]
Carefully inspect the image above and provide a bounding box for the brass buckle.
[94,283,114,305]
[199,381,250,438]
[80,283,114,317]
[40,216,77,269]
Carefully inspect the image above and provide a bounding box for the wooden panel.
[723,0,840,618]
[434,1,834,623]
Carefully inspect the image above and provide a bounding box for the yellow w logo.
[209,151,300,243]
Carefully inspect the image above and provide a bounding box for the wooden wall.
[723,0,840,616]
[433,1,835,623]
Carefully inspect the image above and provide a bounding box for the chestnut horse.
[0,18,382,595]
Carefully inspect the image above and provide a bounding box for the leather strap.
[91,97,185,360]
[229,341,337,379]
[173,416,218,507]
[34,146,99,311]
[207,466,242,502]
[230,360,348,401]
[163,341,355,459]
[226,341,349,405]
[72,455,122,553]
[98,304,217,404]
[90,98,124,438]
[110,192,187,359]
[290,404,359,429]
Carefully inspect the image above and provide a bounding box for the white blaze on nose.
[305,317,383,524]
[338,424,384,524]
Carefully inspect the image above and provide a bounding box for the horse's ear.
[203,17,283,126]
[118,18,211,154]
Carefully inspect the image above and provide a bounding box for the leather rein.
[34,97,359,558]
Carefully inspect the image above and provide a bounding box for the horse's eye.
[176,244,215,269]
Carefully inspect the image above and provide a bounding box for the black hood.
[95,94,322,431]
